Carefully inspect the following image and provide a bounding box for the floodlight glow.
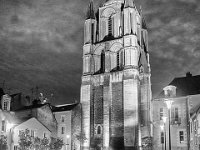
[160,124,164,131]
[7,123,15,130]
[66,135,70,139]
[162,117,167,123]
[165,100,173,109]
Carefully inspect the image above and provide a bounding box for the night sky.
[0,0,200,105]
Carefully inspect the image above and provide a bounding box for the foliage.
[75,132,87,143]
[49,137,64,150]
[0,135,7,150]
[18,129,33,150]
[18,128,63,150]
[142,137,153,149]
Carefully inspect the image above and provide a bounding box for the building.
[190,103,200,150]
[153,73,200,150]
[0,108,17,150]
[53,103,80,150]
[12,117,51,150]
[15,103,57,137]
[80,0,152,150]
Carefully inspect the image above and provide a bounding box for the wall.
[152,97,189,150]
[12,117,51,150]
[54,111,72,150]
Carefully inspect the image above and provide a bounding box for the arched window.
[117,51,120,69]
[97,126,101,134]
[100,51,105,73]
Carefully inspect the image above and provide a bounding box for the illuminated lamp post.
[7,122,15,150]
[165,100,173,150]
[162,117,167,150]
[66,135,70,150]
[160,124,164,150]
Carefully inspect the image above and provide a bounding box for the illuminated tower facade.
[80,0,152,150]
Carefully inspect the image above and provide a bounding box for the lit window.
[161,132,164,144]
[179,131,184,143]
[61,116,65,123]
[61,127,65,134]
[2,120,5,132]
[160,108,164,120]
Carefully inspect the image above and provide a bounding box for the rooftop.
[157,72,200,98]
[52,103,79,112]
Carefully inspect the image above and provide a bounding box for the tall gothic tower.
[80,0,152,150]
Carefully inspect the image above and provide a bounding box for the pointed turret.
[86,0,95,20]
[124,0,135,8]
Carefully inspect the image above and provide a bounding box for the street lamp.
[162,117,167,150]
[160,124,164,150]
[66,135,70,150]
[165,100,173,150]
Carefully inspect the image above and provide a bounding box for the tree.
[18,128,63,150]
[18,129,33,150]
[0,135,7,150]
[49,137,64,150]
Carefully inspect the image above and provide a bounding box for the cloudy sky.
[0,0,199,105]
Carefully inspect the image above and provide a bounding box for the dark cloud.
[0,0,200,104]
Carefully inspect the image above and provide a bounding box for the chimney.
[186,72,192,77]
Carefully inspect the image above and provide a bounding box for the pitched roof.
[52,103,79,112]
[157,73,200,98]
[15,103,47,111]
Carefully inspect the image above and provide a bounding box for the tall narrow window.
[31,130,35,137]
[44,132,46,138]
[175,107,179,121]
[2,120,5,132]
[100,51,105,73]
[97,126,101,134]
[91,23,94,43]
[117,52,120,69]
[108,17,112,35]
[61,116,65,123]
[161,132,164,144]
[160,108,164,120]
[61,127,65,134]
[179,131,184,143]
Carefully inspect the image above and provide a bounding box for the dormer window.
[163,85,177,98]
[1,94,11,111]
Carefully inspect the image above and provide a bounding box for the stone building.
[80,0,152,150]
[15,103,57,136]
[152,73,200,150]
[53,103,80,150]
[190,103,200,150]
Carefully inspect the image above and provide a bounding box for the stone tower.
[80,0,152,150]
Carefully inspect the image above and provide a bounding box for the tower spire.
[86,0,95,19]
[124,0,135,8]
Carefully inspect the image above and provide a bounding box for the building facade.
[190,102,200,150]
[53,103,80,150]
[152,73,200,150]
[80,0,152,150]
